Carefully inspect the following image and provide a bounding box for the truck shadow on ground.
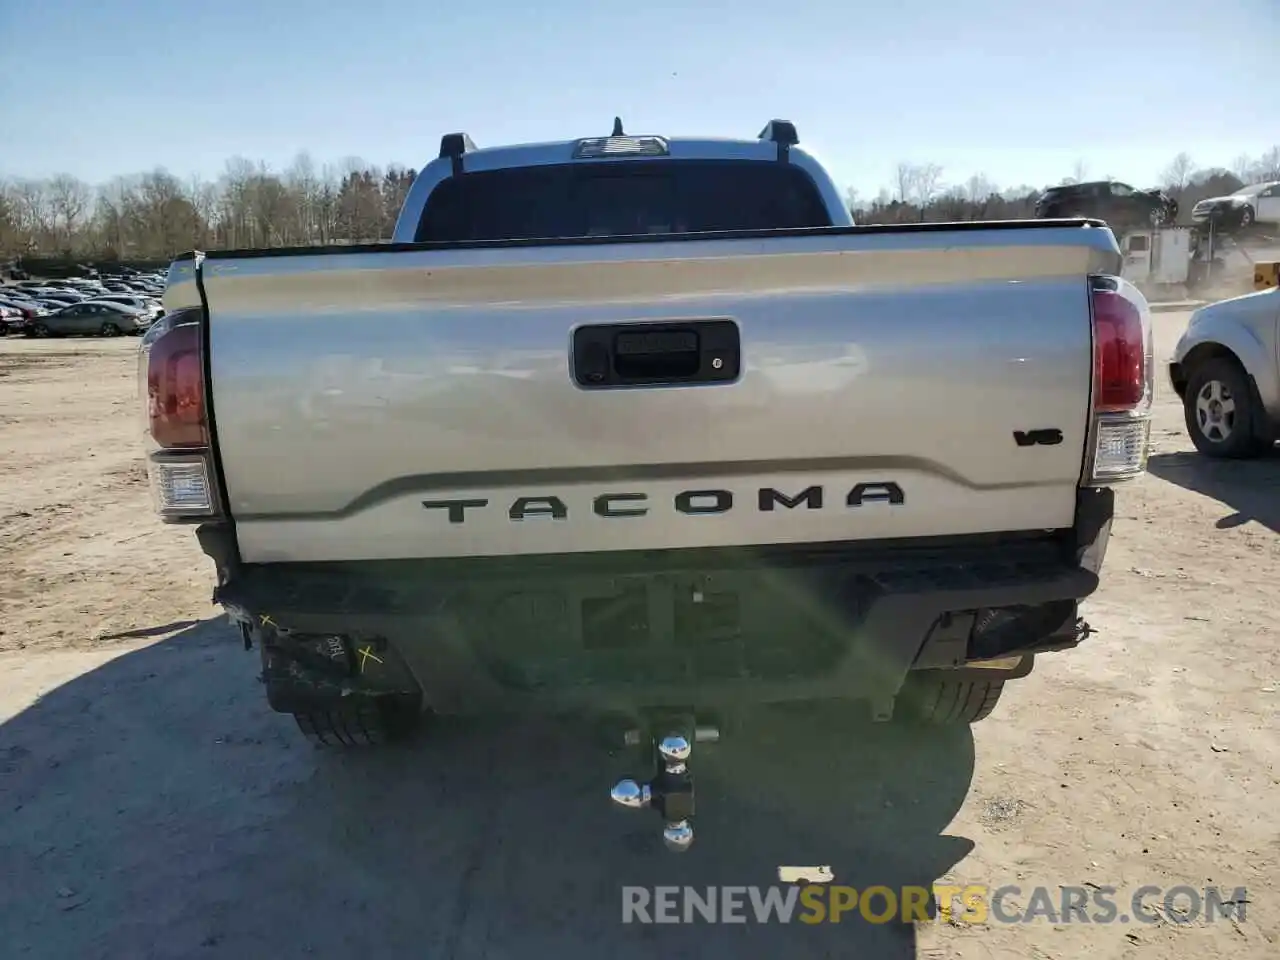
[1147,449,1280,535]
[0,618,977,960]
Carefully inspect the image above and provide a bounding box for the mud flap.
[252,621,422,716]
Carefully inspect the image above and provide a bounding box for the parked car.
[3,292,61,313]
[88,294,161,317]
[1191,181,1280,231]
[0,305,26,334]
[0,296,47,325]
[1035,180,1176,229]
[1169,287,1279,457]
[32,289,87,305]
[26,300,150,337]
[67,279,109,294]
[143,119,1153,857]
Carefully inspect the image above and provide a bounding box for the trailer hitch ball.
[658,734,691,766]
[611,727,711,853]
[609,779,651,809]
[663,820,694,852]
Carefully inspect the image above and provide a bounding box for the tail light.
[139,308,222,521]
[1085,278,1152,484]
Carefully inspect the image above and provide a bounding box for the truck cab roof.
[391,125,852,243]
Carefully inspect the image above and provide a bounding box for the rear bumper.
[205,488,1114,714]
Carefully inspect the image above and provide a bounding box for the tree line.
[0,155,416,261]
[848,148,1280,225]
[2,147,1278,261]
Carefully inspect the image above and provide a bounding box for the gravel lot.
[0,314,1277,960]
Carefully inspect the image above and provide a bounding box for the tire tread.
[293,697,416,747]
[905,676,1005,724]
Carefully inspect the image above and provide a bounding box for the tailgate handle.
[573,320,740,389]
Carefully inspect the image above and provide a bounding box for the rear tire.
[100,322,121,337]
[899,674,1005,724]
[1183,357,1270,458]
[293,695,422,747]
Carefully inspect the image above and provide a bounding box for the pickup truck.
[143,120,1153,849]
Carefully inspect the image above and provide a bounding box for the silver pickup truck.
[142,120,1153,850]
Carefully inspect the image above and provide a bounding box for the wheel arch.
[1174,342,1245,396]
[1174,318,1275,419]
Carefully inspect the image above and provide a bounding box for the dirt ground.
[0,315,1276,960]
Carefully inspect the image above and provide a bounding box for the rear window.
[414,159,832,242]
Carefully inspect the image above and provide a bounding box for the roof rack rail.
[438,132,477,176]
[758,120,799,163]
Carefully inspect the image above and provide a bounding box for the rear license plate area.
[475,572,845,690]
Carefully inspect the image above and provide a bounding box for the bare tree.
[132,170,202,256]
[46,174,92,252]
[1258,146,1280,181]
[286,152,320,243]
[894,163,914,204]
[219,157,256,248]
[1231,153,1255,183]
[94,177,136,256]
[962,174,997,218]
[11,180,53,250]
[188,176,219,248]
[890,162,945,220]
[1160,152,1195,192]
[1059,158,1090,186]
[247,163,293,247]
[910,163,944,218]
[844,186,860,217]
[0,183,25,256]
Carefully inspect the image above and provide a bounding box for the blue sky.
[1,0,1276,196]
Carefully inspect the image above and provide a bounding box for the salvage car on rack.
[1035,180,1176,229]
[1191,181,1280,231]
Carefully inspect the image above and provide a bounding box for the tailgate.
[202,226,1118,563]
